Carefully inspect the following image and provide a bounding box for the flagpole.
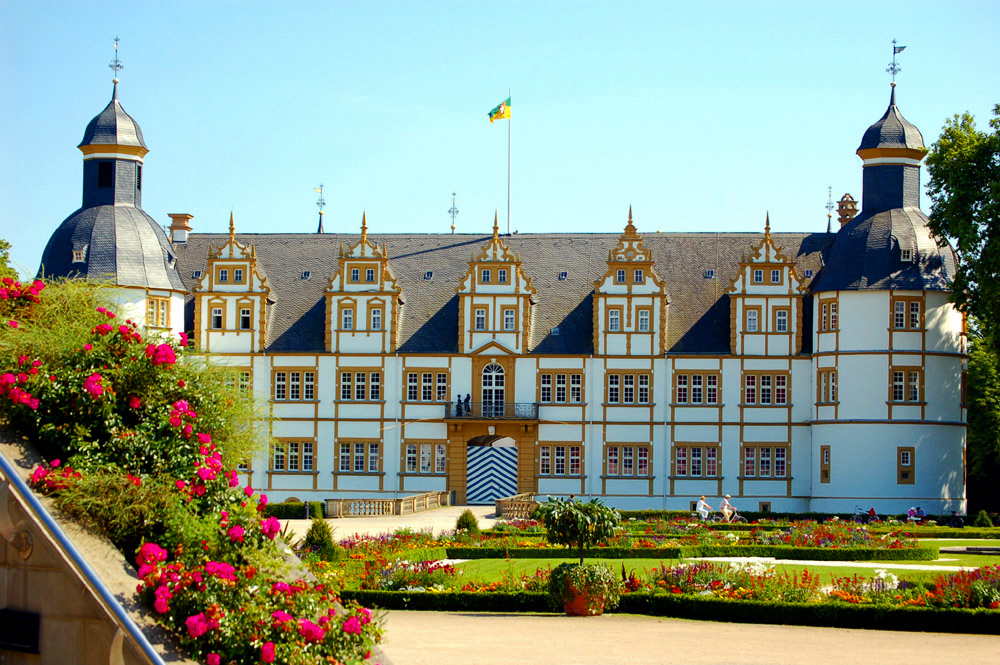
[507,88,511,235]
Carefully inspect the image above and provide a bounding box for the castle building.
[40,80,967,513]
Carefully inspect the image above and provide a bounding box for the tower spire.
[314,183,326,233]
[229,211,235,243]
[360,211,368,245]
[448,192,459,234]
[492,211,499,239]
[764,211,771,238]
[825,186,834,233]
[109,36,123,99]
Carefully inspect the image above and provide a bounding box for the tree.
[926,105,1000,354]
[0,238,15,280]
[538,496,620,565]
[966,331,1000,512]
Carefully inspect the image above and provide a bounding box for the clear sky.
[1,1,998,276]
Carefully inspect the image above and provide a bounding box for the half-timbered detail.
[191,214,271,353]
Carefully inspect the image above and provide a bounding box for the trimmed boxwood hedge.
[444,545,937,561]
[340,589,1000,634]
[262,501,324,519]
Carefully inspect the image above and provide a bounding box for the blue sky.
[2,1,998,275]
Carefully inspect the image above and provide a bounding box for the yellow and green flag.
[488,97,511,123]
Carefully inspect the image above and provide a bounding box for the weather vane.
[825,186,834,233]
[448,192,459,234]
[314,184,326,233]
[887,39,906,86]
[109,36,123,82]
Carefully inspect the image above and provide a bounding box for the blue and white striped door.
[466,445,518,504]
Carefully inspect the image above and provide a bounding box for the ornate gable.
[456,214,536,297]
[727,214,807,296]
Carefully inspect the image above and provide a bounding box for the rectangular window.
[420,444,431,473]
[435,444,447,473]
[676,447,687,476]
[775,309,788,332]
[608,309,621,331]
[351,268,359,282]
[638,309,650,332]
[775,374,787,405]
[274,372,287,400]
[289,372,301,401]
[909,301,921,329]
[570,375,582,403]
[341,373,353,401]
[742,446,788,478]
[675,374,720,404]
[608,375,620,403]
[676,374,688,403]
[540,374,553,403]
[744,375,757,404]
[623,374,634,404]
[760,375,772,404]
[570,446,581,475]
[638,447,649,476]
[371,308,382,330]
[407,373,418,401]
[634,269,643,283]
[498,269,508,283]
[287,442,300,472]
[706,375,718,404]
[272,443,285,471]
[830,302,838,329]
[774,447,787,477]
[218,269,229,283]
[690,375,703,404]
[136,163,142,189]
[744,373,788,406]
[211,307,223,330]
[744,447,756,477]
[342,308,354,331]
[820,445,831,483]
[746,309,759,332]
[540,446,551,475]
[770,269,781,284]
[622,447,634,476]
[753,269,763,283]
[607,446,619,475]
[705,448,717,477]
[354,442,365,472]
[303,442,314,471]
[556,374,567,403]
[405,444,417,473]
[481,269,491,283]
[616,269,626,283]
[422,372,433,401]
[674,446,719,477]
[503,308,516,331]
[437,373,448,401]
[894,301,906,329]
[759,447,772,477]
[147,297,169,328]
[898,446,915,484]
[239,307,251,330]
[234,268,244,283]
[821,303,829,331]
[555,446,566,475]
[690,447,702,476]
[98,161,113,187]
[339,370,382,401]
[355,372,366,400]
[366,268,375,282]
[475,308,486,330]
[638,375,649,404]
[370,372,381,401]
[892,370,905,402]
[368,443,379,472]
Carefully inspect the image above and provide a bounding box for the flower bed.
[442,544,937,561]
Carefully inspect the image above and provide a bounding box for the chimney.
[837,194,857,228]
[168,213,193,243]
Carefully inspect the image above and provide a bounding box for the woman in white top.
[695,496,712,520]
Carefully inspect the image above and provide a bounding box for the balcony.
[443,401,539,421]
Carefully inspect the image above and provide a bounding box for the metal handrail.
[0,451,166,665]
[444,401,539,419]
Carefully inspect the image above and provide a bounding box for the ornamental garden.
[1,278,999,665]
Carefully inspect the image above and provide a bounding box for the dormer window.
[72,245,88,263]
[301,271,311,280]
[804,269,814,278]
[901,249,913,262]
[550,326,560,336]
[366,268,375,282]
[770,269,781,283]
[634,269,643,283]
[616,269,626,283]
[351,268,360,281]
[424,271,433,280]
[704,269,715,279]
[234,268,244,283]
[498,268,508,283]
[753,269,763,284]
[193,270,202,279]
[558,271,568,281]
[219,269,229,283]
[481,269,491,284]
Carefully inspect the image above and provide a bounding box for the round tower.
[809,86,966,515]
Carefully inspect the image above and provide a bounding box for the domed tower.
[39,63,185,335]
[809,85,965,515]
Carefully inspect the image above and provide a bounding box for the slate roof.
[174,231,833,355]
[858,87,924,151]
[38,204,185,291]
[78,84,147,149]
[811,207,956,292]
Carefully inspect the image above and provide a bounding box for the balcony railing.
[444,401,539,420]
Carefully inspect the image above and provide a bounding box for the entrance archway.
[465,436,518,504]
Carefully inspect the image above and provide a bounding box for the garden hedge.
[340,590,1000,634]
[262,501,324,519]
[444,545,937,561]
[619,525,1000,539]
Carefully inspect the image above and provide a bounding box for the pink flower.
[183,424,193,438]
[204,561,236,581]
[184,612,216,639]
[244,486,254,498]
[207,655,220,665]
[153,585,172,614]
[262,517,280,540]
[128,396,141,409]
[298,619,325,643]
[136,542,167,566]
[8,320,17,328]
[83,343,91,350]
[178,379,185,388]
[261,641,275,663]
[197,432,212,444]
[83,372,104,397]
[179,331,189,347]
[175,480,186,490]
[196,467,216,482]
[271,581,291,595]
[359,607,372,624]
[50,459,61,468]
[271,610,293,623]
[342,616,362,635]
[227,525,245,543]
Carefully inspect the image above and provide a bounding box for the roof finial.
[109,36,123,98]
[764,211,771,237]
[314,183,326,233]
[887,39,906,88]
[229,211,236,242]
[448,192,459,234]
[492,211,499,238]
[624,205,637,235]
[360,211,368,244]
[825,186,834,233]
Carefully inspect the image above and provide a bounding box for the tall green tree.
[926,105,1000,353]
[0,238,15,280]
[966,332,1000,512]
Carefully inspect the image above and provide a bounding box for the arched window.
[482,363,505,417]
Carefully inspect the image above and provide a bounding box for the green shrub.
[300,517,342,561]
[444,544,936,561]
[973,510,994,527]
[456,509,480,535]
[538,497,621,564]
[547,562,621,613]
[264,501,313,519]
